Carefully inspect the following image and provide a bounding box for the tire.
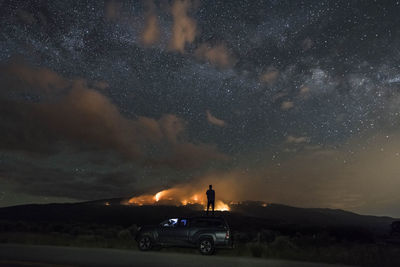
[198,238,215,255]
[138,235,153,251]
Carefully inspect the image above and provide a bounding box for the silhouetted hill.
[0,200,395,238]
[230,202,394,229]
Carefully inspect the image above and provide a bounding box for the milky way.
[1,0,400,216]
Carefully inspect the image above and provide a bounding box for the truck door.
[174,218,189,244]
[158,218,179,244]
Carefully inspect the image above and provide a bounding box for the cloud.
[159,114,185,143]
[0,58,69,93]
[281,101,294,110]
[92,80,109,90]
[33,82,145,159]
[0,149,145,200]
[104,0,122,20]
[0,59,229,201]
[272,92,287,102]
[195,43,236,68]
[299,86,310,97]
[206,110,226,127]
[141,0,160,46]
[286,135,309,143]
[0,60,225,170]
[169,0,197,53]
[260,67,279,85]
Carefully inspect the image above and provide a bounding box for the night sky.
[1,0,400,216]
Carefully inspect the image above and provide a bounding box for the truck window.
[179,218,188,227]
[161,218,178,227]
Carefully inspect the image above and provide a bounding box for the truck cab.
[136,216,231,255]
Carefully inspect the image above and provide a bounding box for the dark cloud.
[104,0,122,21]
[195,43,236,68]
[0,59,227,199]
[169,0,197,53]
[141,0,160,46]
[206,110,226,127]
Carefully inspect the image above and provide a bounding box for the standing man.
[206,184,215,215]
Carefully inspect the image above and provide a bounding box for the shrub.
[126,224,138,238]
[117,229,132,240]
[260,229,276,243]
[248,242,265,257]
[270,235,297,251]
[76,234,97,243]
[234,232,250,242]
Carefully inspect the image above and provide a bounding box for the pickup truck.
[136,216,232,255]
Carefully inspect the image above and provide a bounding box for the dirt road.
[0,244,350,267]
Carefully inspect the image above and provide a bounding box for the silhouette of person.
[206,184,215,215]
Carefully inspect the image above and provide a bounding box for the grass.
[1,220,400,267]
[0,232,138,249]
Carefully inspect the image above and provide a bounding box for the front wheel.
[138,235,153,251]
[198,238,215,255]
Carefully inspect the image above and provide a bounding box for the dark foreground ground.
[0,244,350,267]
[0,201,399,266]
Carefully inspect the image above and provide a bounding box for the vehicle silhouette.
[136,216,232,255]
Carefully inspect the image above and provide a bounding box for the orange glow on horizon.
[125,188,230,211]
[213,200,229,211]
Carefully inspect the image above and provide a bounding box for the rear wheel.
[198,238,215,255]
[138,235,153,251]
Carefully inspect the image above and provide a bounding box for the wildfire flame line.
[124,189,230,211]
